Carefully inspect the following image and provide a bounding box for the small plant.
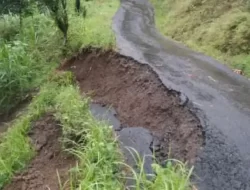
[150,160,193,190]
[118,147,193,190]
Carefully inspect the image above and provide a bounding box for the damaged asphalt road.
[112,0,250,189]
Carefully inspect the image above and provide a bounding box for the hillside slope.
[151,0,250,76]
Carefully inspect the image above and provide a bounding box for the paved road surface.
[113,0,250,189]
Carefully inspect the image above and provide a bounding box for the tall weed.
[0,40,35,114]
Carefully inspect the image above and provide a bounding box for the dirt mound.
[62,48,204,163]
[4,114,75,190]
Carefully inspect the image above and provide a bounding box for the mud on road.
[4,114,75,190]
[62,48,204,163]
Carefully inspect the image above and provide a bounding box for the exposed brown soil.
[4,114,75,190]
[61,48,204,163]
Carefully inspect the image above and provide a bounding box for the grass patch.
[67,0,118,51]
[54,86,124,189]
[0,0,118,114]
[118,148,193,190]
[151,0,250,77]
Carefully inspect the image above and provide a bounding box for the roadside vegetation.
[151,0,250,77]
[0,0,116,115]
[0,0,194,189]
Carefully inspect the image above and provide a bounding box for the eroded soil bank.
[4,114,75,190]
[62,48,204,163]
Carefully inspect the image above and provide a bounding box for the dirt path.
[4,114,75,190]
[62,48,203,163]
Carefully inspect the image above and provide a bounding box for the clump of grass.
[150,161,193,190]
[54,86,124,189]
[0,115,34,189]
[118,148,193,190]
[0,40,36,114]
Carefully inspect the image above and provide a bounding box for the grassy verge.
[151,0,250,77]
[0,0,118,114]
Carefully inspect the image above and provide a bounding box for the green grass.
[117,148,193,190]
[54,86,124,190]
[67,0,118,51]
[151,0,250,77]
[0,72,74,188]
[150,161,193,190]
[0,40,36,113]
[0,0,118,114]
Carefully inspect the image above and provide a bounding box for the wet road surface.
[112,0,250,189]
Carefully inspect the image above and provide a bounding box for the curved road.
[112,0,250,189]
